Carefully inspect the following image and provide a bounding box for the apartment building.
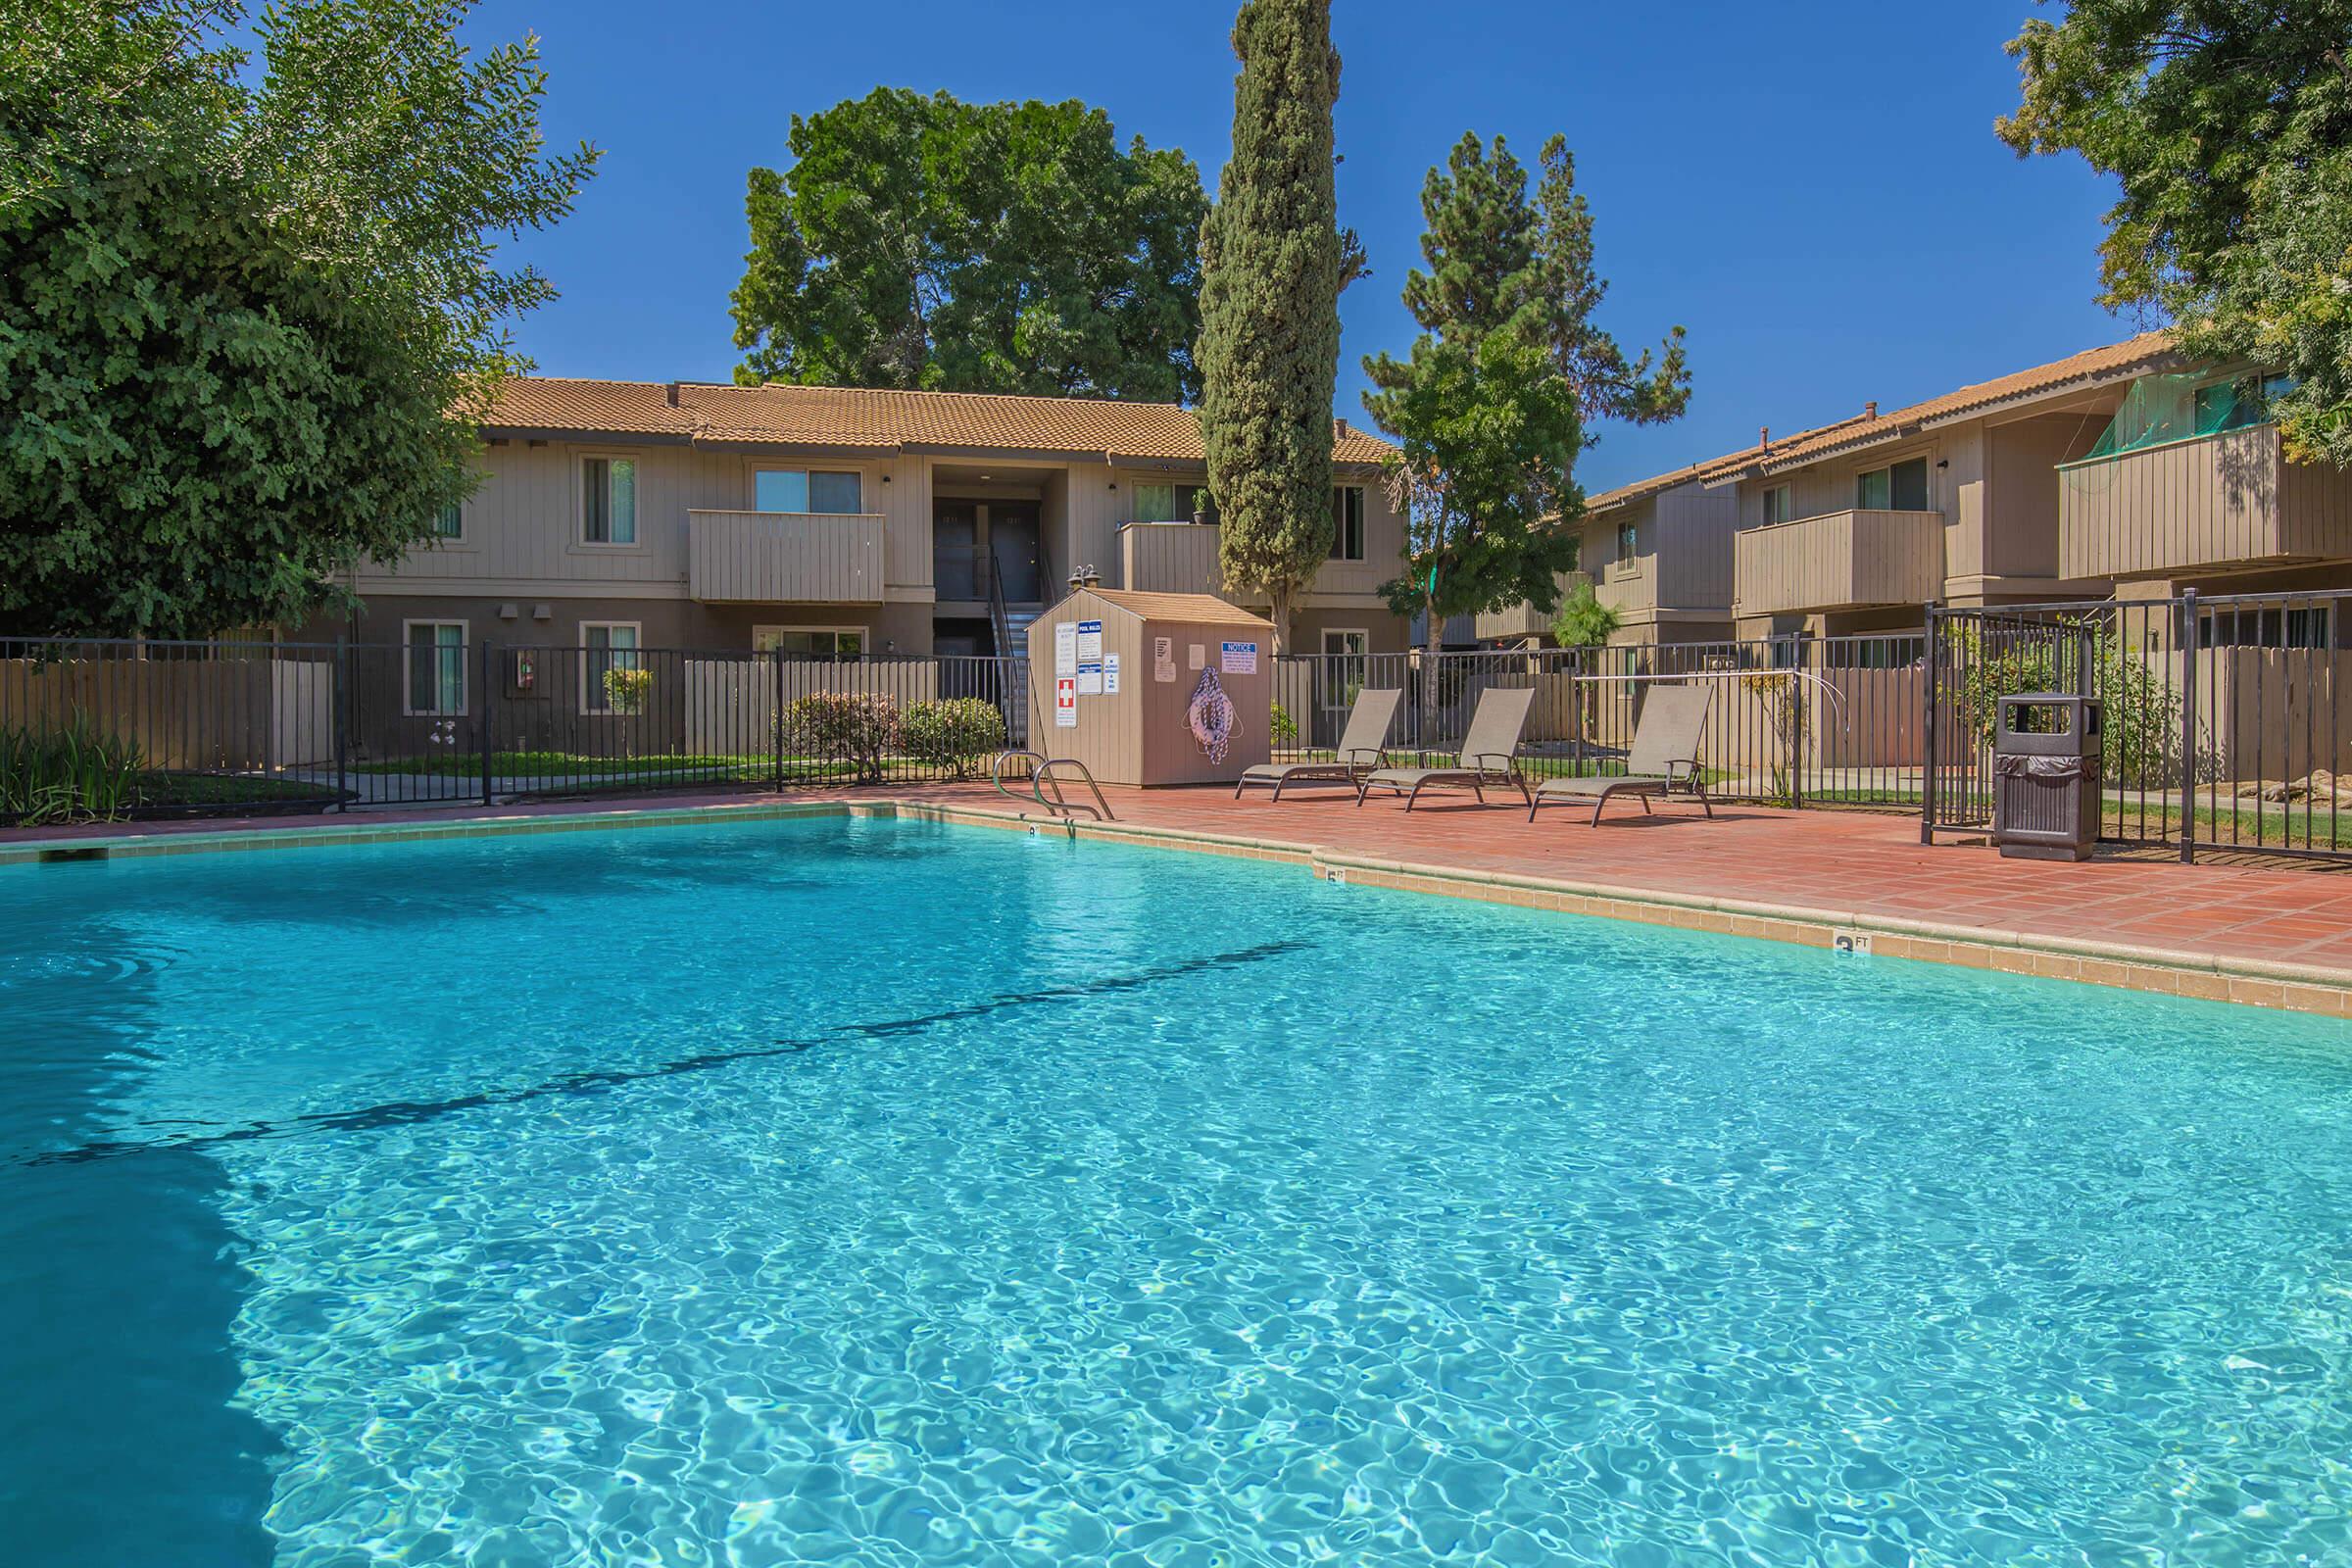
[1482,331,2352,650]
[319,377,1410,671]
[1473,425,1863,649]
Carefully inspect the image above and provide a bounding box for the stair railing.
[990,751,1115,821]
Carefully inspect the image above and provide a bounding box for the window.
[582,457,637,544]
[1856,457,1929,512]
[1320,628,1370,710]
[1132,482,1214,524]
[404,620,466,716]
[581,621,643,713]
[2194,372,2298,436]
[754,626,866,661]
[755,468,863,514]
[432,502,464,540]
[1616,519,1640,561]
[1329,486,1366,561]
[1760,485,1791,526]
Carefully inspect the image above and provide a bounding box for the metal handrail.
[990,750,1115,821]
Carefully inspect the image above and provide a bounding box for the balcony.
[1473,572,1592,642]
[2058,422,2352,581]
[1116,520,1391,603]
[1118,522,1229,598]
[1734,509,1944,616]
[687,511,887,604]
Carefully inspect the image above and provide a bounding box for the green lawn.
[135,771,340,808]
[1802,787,2352,851]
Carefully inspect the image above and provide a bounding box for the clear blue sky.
[460,0,2132,493]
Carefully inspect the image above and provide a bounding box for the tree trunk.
[1421,590,1445,731]
[1268,583,1294,658]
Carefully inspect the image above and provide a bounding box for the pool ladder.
[991,751,1115,822]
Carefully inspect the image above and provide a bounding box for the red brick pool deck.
[6,784,2350,1015]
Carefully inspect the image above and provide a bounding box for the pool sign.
[1054,676,1077,726]
[1221,640,1258,675]
[1076,660,1103,696]
[1103,653,1121,694]
[1153,636,1175,683]
[1054,622,1077,677]
[1075,618,1103,662]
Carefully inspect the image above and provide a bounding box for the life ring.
[1187,669,1239,763]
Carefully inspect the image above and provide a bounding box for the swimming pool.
[4,813,2350,1565]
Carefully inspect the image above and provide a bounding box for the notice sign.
[1188,643,1205,670]
[1076,661,1103,696]
[1221,640,1259,675]
[1075,618,1103,662]
[1103,653,1121,695]
[1152,636,1175,683]
[1054,676,1077,726]
[1054,621,1078,678]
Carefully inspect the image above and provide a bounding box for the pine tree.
[1197,0,1346,656]
[1361,131,1685,704]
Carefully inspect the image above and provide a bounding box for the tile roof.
[476,377,1397,466]
[1747,330,2178,473]
[1585,416,1874,513]
[1079,588,1274,628]
[1583,330,2180,507]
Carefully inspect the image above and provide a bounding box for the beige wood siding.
[1652,482,1738,610]
[687,512,888,604]
[1734,509,1945,615]
[1473,572,1592,640]
[2059,423,2352,580]
[1119,522,1226,597]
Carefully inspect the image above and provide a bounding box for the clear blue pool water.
[5,815,2352,1566]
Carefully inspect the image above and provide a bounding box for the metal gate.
[1926,590,2352,862]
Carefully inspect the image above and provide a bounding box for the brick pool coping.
[5,787,2350,1018]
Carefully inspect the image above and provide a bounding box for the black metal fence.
[1925,588,2352,861]
[8,603,2350,865]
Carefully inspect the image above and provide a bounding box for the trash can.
[1992,693,2103,861]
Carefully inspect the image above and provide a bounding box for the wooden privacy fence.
[0,648,333,770]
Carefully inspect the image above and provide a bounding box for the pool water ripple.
[4,814,2352,1565]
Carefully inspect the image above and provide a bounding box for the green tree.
[1997,1,2352,464]
[1549,579,1621,648]
[1364,130,1680,703]
[0,0,596,639]
[1368,328,1584,710]
[1197,0,1348,656]
[731,89,1205,401]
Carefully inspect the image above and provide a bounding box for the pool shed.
[1025,588,1274,787]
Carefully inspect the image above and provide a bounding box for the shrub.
[1270,703,1300,747]
[1945,619,2181,789]
[901,698,1007,779]
[0,713,145,824]
[778,692,900,781]
[603,665,654,715]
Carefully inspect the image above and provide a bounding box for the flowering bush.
[602,665,654,715]
[901,698,1007,779]
[779,692,900,781]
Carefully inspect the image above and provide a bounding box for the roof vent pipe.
[664,382,680,408]
[1759,426,1770,451]
[1865,400,1878,418]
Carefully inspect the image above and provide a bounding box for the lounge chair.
[1356,686,1536,810]
[1529,684,1714,825]
[1236,687,1401,801]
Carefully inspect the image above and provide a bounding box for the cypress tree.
[1197,0,1346,656]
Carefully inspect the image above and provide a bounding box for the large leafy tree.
[1197,0,1348,655]
[731,89,1205,401]
[0,0,595,639]
[1997,1,2352,464]
[1363,131,1682,690]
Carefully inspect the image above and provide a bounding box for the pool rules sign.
[1054,622,1079,727]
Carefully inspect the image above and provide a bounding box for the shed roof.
[1078,589,1274,628]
